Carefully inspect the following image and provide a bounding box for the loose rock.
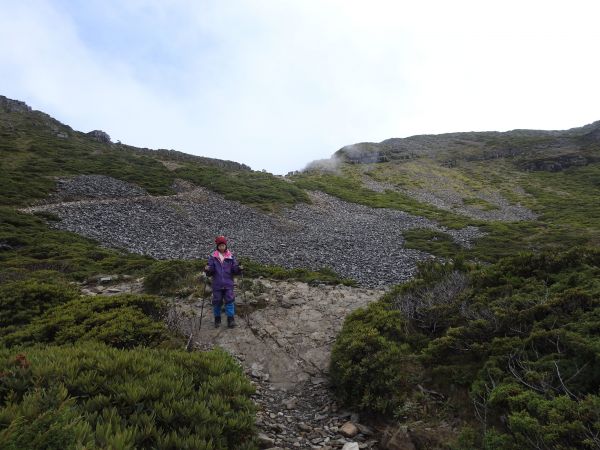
[340,422,359,438]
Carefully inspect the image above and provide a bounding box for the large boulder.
[87,129,111,143]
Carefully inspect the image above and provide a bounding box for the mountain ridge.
[1,94,600,449]
[332,119,600,168]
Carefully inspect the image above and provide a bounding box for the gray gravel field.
[26,176,486,287]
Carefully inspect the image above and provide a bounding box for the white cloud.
[1,0,599,174]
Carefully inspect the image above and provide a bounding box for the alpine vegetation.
[1,94,599,448]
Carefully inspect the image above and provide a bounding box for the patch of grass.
[175,165,309,211]
[461,197,499,210]
[402,229,464,259]
[239,257,357,286]
[291,169,470,229]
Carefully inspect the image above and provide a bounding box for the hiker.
[204,236,243,328]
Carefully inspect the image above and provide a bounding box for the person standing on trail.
[204,236,243,328]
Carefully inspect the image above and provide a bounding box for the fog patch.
[301,156,342,173]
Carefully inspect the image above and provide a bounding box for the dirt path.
[84,276,385,448]
[173,279,385,449]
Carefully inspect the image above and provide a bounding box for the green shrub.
[239,258,356,286]
[143,260,201,294]
[0,279,80,332]
[0,343,257,449]
[0,384,92,450]
[330,248,600,447]
[330,302,422,415]
[1,294,168,349]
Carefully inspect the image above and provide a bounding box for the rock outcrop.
[87,129,111,143]
[0,95,32,113]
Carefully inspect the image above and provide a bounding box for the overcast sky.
[2,1,599,174]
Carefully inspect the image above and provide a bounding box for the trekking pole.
[241,271,250,328]
[198,273,207,332]
[186,273,208,352]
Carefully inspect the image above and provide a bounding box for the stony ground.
[85,276,386,449]
[26,176,486,288]
[175,279,386,449]
[360,171,536,223]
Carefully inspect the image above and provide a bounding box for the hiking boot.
[214,316,221,328]
[227,316,236,328]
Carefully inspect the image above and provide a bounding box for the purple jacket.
[204,250,242,290]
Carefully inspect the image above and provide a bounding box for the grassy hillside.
[0,96,342,449]
[0,95,308,211]
[2,95,600,448]
[295,125,600,262]
[316,123,600,447]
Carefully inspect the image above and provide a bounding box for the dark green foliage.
[239,257,357,286]
[0,279,79,332]
[331,248,600,447]
[143,260,201,294]
[175,165,309,211]
[0,207,155,281]
[0,343,257,449]
[1,294,168,349]
[0,384,92,450]
[330,302,422,415]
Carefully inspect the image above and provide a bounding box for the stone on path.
[340,422,359,438]
[342,443,360,450]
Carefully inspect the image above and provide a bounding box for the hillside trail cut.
[174,279,384,450]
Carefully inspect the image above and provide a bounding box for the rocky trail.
[85,275,390,449]
[178,279,386,449]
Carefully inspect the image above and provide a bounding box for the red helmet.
[215,236,227,246]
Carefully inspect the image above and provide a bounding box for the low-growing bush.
[0,279,80,333]
[0,343,257,449]
[330,302,422,415]
[1,294,168,349]
[239,258,356,286]
[330,247,600,448]
[143,260,201,295]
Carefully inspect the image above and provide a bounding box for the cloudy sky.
[2,1,599,174]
